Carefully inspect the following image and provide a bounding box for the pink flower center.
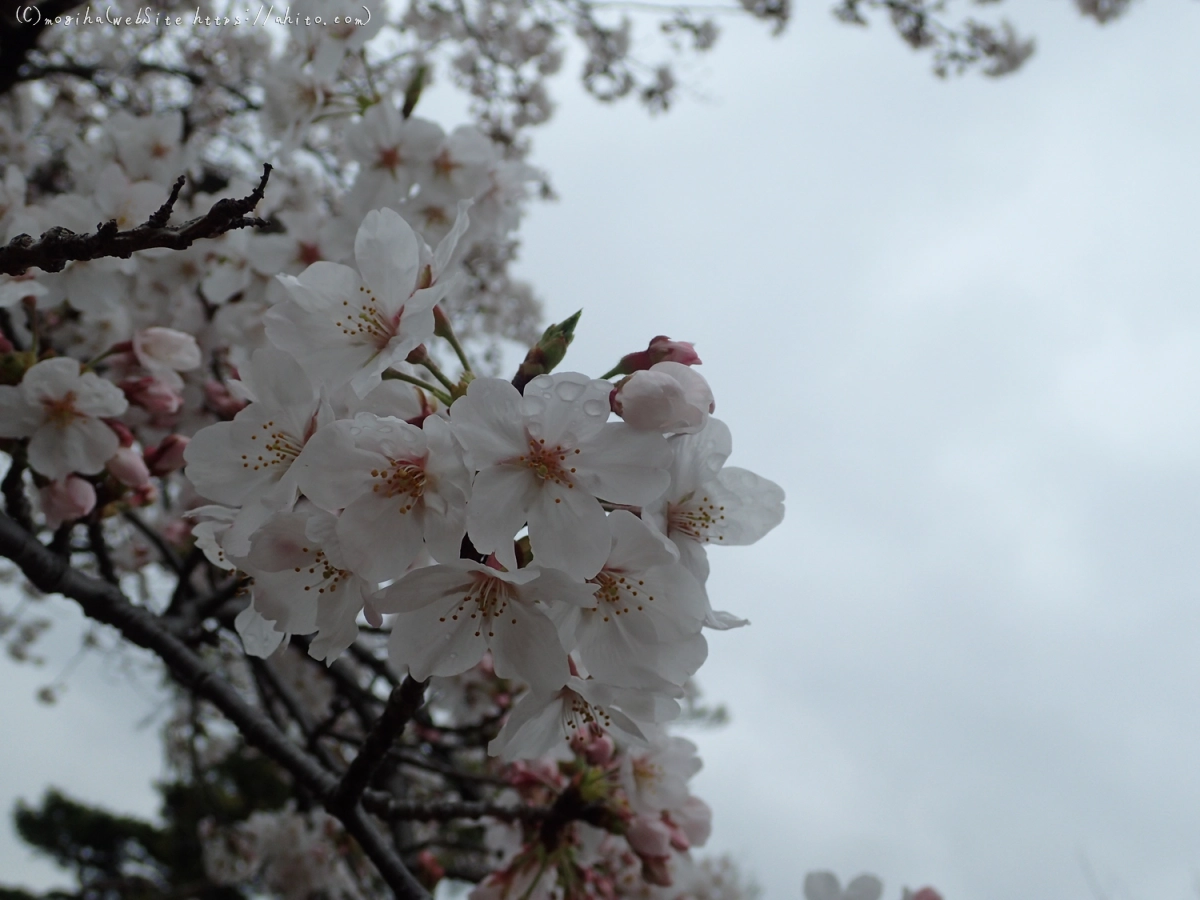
[296,241,322,266]
[376,146,403,173]
[42,391,81,427]
[290,546,350,595]
[432,149,462,180]
[516,438,578,487]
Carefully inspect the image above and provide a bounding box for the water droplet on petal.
[583,398,607,416]
[555,380,585,402]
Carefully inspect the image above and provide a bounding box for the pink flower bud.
[105,418,136,448]
[584,733,616,767]
[613,362,715,434]
[616,336,701,375]
[128,482,158,507]
[107,445,151,488]
[204,379,248,418]
[40,476,96,528]
[910,890,944,900]
[416,850,445,885]
[0,334,13,353]
[133,327,201,373]
[144,434,190,476]
[640,854,673,887]
[162,518,191,544]
[625,814,672,859]
[122,375,184,414]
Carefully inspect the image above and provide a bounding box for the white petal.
[236,603,287,658]
[355,208,420,312]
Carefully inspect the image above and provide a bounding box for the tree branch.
[0,165,273,276]
[331,676,428,816]
[0,510,431,900]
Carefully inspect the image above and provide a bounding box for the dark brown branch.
[85,516,117,585]
[0,165,273,276]
[0,510,430,900]
[1,447,32,532]
[331,676,428,815]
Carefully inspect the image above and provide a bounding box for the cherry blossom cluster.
[0,3,788,896]
[181,200,783,757]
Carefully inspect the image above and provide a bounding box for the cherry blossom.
[238,505,376,663]
[38,475,97,528]
[373,560,594,688]
[266,206,467,397]
[450,373,672,579]
[488,676,683,760]
[0,357,128,480]
[293,412,470,583]
[553,510,708,689]
[643,417,785,627]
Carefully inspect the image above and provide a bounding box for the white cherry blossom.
[553,510,707,689]
[266,207,465,397]
[293,412,469,583]
[450,373,672,579]
[373,560,594,689]
[643,417,785,628]
[238,505,375,664]
[184,348,326,557]
[618,729,702,815]
[487,676,682,761]
[0,357,128,479]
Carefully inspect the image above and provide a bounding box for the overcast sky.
[4,2,1200,898]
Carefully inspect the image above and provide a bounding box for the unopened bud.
[512,310,581,392]
[609,335,701,377]
[40,476,96,528]
[107,445,151,488]
[144,434,190,476]
[122,375,184,414]
[105,418,136,448]
[204,379,247,418]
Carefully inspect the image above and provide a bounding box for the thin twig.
[122,510,184,574]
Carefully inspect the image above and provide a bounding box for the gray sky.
[5,1,1200,898]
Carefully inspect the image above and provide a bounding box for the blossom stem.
[382,370,452,406]
[434,306,474,374]
[418,355,458,394]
